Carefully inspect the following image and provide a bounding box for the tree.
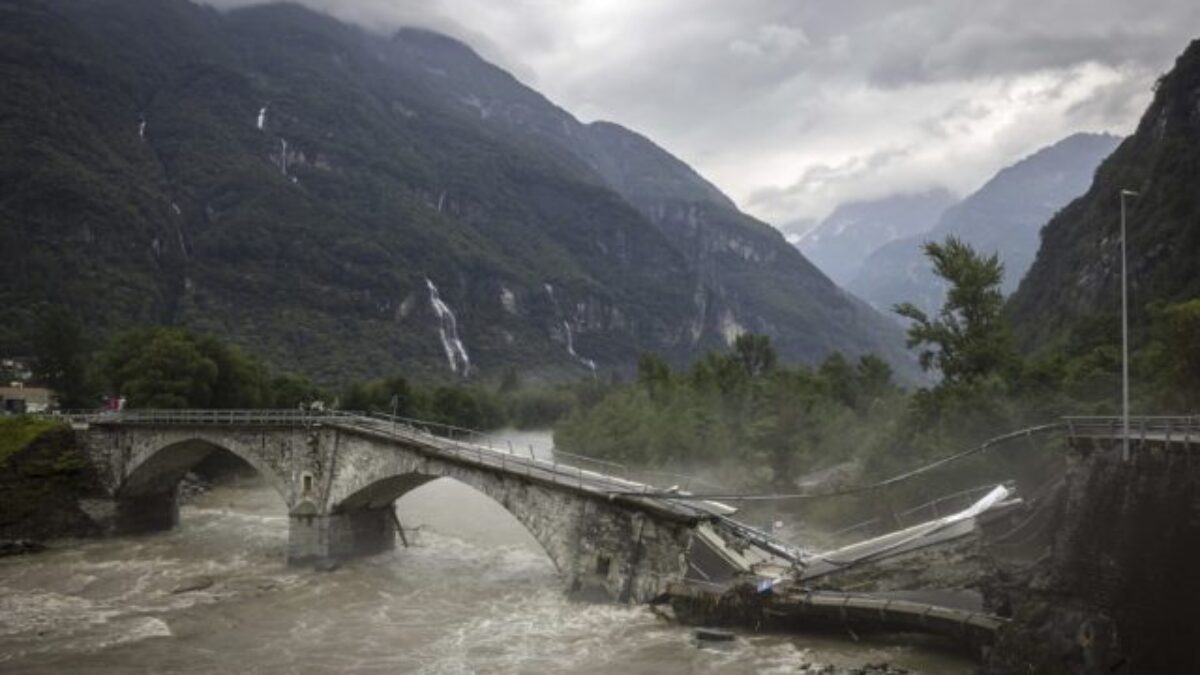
[637,352,671,388]
[102,328,282,409]
[195,335,271,408]
[731,334,777,378]
[855,354,895,404]
[1147,298,1200,410]
[498,367,520,394]
[30,307,95,408]
[430,386,502,430]
[894,237,1019,386]
[379,375,413,416]
[270,373,322,409]
[104,328,219,408]
[819,352,855,408]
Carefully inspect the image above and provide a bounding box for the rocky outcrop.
[1009,40,1200,348]
[983,440,1200,673]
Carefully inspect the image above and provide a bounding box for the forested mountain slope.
[0,0,910,382]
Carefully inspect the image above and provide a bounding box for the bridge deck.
[667,581,1006,644]
[778,589,1006,632]
[61,409,736,524]
[336,415,736,522]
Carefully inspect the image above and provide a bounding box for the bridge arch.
[332,471,581,574]
[106,430,297,535]
[120,435,291,504]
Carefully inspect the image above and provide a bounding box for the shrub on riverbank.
[554,336,907,491]
[0,418,105,542]
[0,417,63,466]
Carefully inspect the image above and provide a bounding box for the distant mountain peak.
[847,132,1121,320]
[795,188,957,286]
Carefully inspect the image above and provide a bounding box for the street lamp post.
[1120,188,1139,462]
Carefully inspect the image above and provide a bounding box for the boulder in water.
[694,627,736,642]
[171,575,215,594]
[0,539,46,557]
[313,559,340,573]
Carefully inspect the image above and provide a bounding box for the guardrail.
[45,408,357,426]
[364,412,728,493]
[1064,416,1200,445]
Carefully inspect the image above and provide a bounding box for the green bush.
[0,417,65,466]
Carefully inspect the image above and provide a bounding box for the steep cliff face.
[1009,40,1200,348]
[850,134,1120,320]
[0,0,910,381]
[985,439,1200,673]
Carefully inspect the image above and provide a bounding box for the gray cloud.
[202,0,1199,224]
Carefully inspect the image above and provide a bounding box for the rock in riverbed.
[171,575,215,594]
[0,539,46,557]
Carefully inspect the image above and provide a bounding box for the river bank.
[0,418,107,547]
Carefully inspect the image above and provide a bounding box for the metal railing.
[46,408,356,427]
[1064,415,1200,446]
[829,483,1008,541]
[335,411,730,495]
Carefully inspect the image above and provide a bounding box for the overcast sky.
[206,0,1198,232]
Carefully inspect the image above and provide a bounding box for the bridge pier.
[287,508,396,566]
[116,490,179,534]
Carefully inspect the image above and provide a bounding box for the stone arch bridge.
[68,409,759,603]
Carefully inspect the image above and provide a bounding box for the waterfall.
[257,106,267,130]
[546,284,596,376]
[138,119,146,138]
[425,278,471,376]
[562,321,597,376]
[279,138,288,175]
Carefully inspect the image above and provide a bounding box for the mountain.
[797,189,957,286]
[0,0,911,383]
[847,133,1122,320]
[1009,40,1200,348]
[379,28,915,376]
[778,217,817,245]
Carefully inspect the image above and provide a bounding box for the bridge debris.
[663,484,1020,658]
